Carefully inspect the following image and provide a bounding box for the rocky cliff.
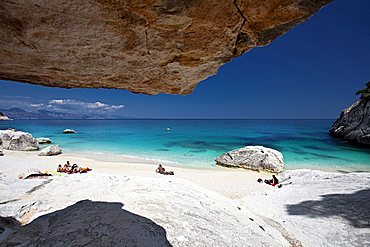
[0,0,331,95]
[330,99,370,146]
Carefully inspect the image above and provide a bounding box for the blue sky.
[1,0,369,119]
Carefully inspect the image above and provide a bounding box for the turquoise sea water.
[1,119,369,171]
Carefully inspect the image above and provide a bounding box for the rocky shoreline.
[330,99,370,145]
[330,82,370,146]
[0,150,369,246]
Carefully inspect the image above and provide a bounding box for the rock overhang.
[0,0,332,95]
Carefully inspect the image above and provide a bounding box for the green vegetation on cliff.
[356,81,370,101]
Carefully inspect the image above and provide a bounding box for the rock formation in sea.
[215,146,284,172]
[63,129,76,134]
[0,0,331,95]
[36,138,52,144]
[38,145,62,156]
[0,129,39,151]
[0,112,11,121]
[330,82,370,145]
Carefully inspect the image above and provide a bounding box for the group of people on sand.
[57,161,91,174]
[155,164,174,175]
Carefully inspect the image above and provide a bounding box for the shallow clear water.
[1,119,369,171]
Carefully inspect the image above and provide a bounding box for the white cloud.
[49,99,64,105]
[30,103,44,108]
[0,98,125,117]
[48,99,124,112]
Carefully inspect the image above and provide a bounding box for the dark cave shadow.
[0,200,172,247]
[286,189,370,228]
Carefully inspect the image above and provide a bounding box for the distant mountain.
[0,108,125,120]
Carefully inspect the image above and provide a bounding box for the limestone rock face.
[0,0,331,95]
[330,99,370,145]
[216,146,284,172]
[38,145,62,156]
[0,129,39,151]
[36,138,52,144]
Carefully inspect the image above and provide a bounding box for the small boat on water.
[166,127,171,131]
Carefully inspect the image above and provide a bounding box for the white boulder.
[0,129,39,151]
[36,138,52,144]
[63,129,76,134]
[215,146,284,173]
[38,145,62,156]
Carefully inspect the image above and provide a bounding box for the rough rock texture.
[63,129,75,134]
[0,112,11,121]
[330,99,370,145]
[215,146,284,172]
[38,145,62,156]
[0,129,39,151]
[0,163,290,246]
[36,137,52,144]
[1,200,172,247]
[0,0,331,95]
[242,170,370,247]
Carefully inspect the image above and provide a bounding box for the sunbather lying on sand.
[156,164,174,175]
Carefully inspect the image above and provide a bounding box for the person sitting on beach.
[70,164,80,174]
[63,164,70,173]
[156,164,174,175]
[156,164,166,174]
[264,175,279,186]
[57,164,63,172]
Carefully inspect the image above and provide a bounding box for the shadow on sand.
[286,188,370,228]
[0,200,172,247]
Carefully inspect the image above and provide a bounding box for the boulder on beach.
[215,146,284,173]
[36,138,52,144]
[0,149,3,156]
[38,145,62,156]
[63,129,76,134]
[0,129,39,151]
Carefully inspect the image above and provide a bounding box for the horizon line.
[1,118,336,120]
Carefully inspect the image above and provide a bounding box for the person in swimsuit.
[156,164,174,175]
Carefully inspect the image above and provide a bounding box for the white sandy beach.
[0,150,369,246]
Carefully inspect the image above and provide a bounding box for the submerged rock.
[36,138,52,144]
[330,99,370,145]
[0,1,331,95]
[215,146,284,173]
[0,130,39,151]
[63,129,76,134]
[38,145,62,156]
